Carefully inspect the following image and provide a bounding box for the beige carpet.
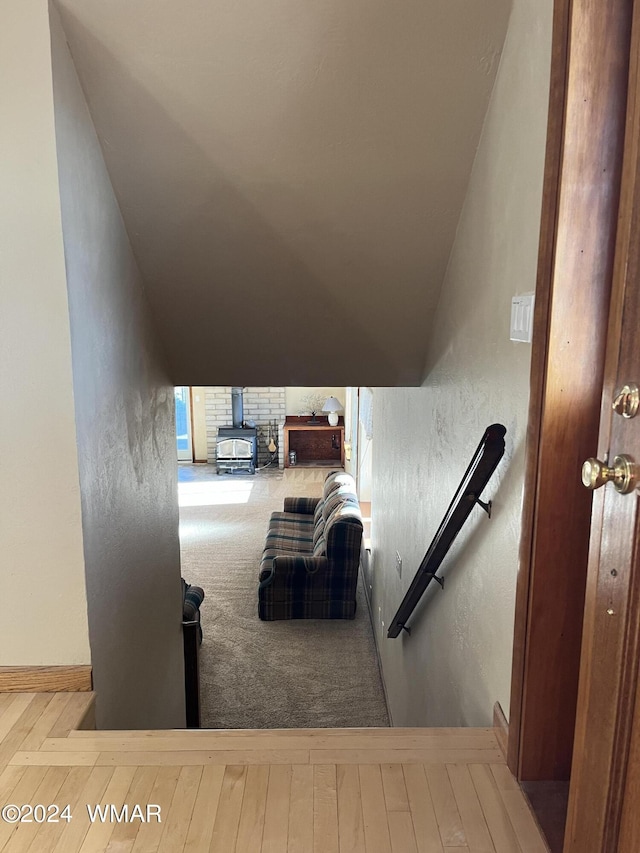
[178,464,389,729]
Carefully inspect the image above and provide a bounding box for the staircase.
[0,692,548,851]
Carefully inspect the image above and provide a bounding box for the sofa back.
[317,472,362,566]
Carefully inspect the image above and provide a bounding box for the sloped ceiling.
[54,0,511,385]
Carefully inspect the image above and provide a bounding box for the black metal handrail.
[387,423,507,639]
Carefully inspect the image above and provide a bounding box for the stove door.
[217,438,253,459]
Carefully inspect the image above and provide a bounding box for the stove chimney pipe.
[231,387,244,428]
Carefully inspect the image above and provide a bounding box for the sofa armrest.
[259,555,329,589]
[182,584,205,623]
[258,555,357,620]
[283,496,321,514]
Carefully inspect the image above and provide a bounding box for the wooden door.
[508,0,633,784]
[564,3,640,848]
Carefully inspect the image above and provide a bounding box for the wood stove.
[215,387,258,474]
[215,427,258,474]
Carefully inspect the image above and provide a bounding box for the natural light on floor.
[177,479,254,507]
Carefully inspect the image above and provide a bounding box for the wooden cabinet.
[283,417,345,468]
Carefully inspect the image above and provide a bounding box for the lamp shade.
[322,396,343,413]
[322,396,343,426]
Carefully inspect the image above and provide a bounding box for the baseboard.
[0,666,92,693]
[361,554,394,727]
[493,700,509,760]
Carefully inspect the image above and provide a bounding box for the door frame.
[508,0,633,788]
[175,385,194,462]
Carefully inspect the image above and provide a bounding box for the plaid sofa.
[258,472,363,620]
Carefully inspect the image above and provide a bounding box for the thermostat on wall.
[510,293,535,343]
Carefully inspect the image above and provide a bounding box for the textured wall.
[370,0,553,727]
[50,5,185,728]
[54,0,512,386]
[0,0,90,665]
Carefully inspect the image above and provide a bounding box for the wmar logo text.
[86,804,161,823]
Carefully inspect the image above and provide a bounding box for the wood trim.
[619,651,640,851]
[508,0,571,776]
[493,702,508,762]
[509,0,631,782]
[0,666,92,693]
[284,416,345,426]
[361,571,394,728]
[188,386,195,463]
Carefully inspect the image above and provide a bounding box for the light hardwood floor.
[0,692,549,852]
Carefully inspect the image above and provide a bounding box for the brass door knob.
[582,454,638,494]
[612,383,639,418]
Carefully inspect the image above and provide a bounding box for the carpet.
[178,464,389,729]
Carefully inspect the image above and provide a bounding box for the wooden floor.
[0,692,549,852]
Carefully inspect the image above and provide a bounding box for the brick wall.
[204,387,285,468]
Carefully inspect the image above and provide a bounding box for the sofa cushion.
[268,520,314,545]
[269,511,314,528]
[264,528,314,551]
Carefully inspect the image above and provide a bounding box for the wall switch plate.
[510,292,535,343]
[395,551,402,578]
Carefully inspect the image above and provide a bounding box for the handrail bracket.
[469,494,493,517]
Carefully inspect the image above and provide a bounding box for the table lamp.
[322,396,343,427]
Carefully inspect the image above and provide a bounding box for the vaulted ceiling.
[54,0,511,385]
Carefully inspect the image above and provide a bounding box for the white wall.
[370,0,552,726]
[50,5,185,728]
[191,387,208,462]
[0,0,90,665]
[357,422,373,503]
[285,387,346,416]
